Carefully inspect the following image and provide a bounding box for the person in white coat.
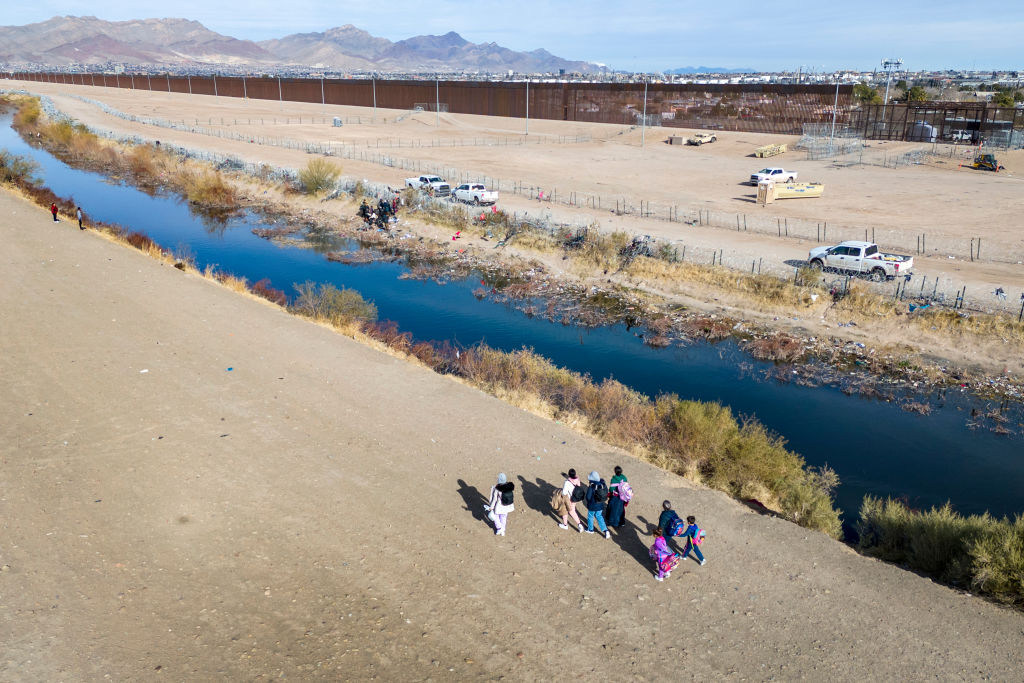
[487,472,515,536]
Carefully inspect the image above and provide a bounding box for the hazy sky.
[6,1,1023,72]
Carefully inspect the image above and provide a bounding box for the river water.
[4,117,1022,527]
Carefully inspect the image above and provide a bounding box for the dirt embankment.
[3,162,1024,679]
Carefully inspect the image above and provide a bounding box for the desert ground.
[3,171,1024,679]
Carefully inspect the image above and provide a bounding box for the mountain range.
[0,16,605,74]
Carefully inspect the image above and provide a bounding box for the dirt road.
[2,180,1022,679]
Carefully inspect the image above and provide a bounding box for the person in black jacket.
[583,471,610,539]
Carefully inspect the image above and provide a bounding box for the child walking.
[649,529,679,581]
[679,515,707,565]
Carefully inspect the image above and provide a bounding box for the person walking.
[678,515,707,566]
[487,473,515,537]
[552,468,584,532]
[649,529,679,581]
[658,500,684,538]
[76,206,83,230]
[50,203,58,222]
[605,465,630,528]
[584,471,610,539]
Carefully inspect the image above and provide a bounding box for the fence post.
[977,238,981,260]
[970,238,974,261]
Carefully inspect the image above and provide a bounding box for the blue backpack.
[667,514,685,537]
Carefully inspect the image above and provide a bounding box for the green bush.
[298,158,342,195]
[289,281,377,326]
[857,496,1024,605]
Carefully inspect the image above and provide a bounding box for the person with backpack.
[604,465,631,528]
[486,472,515,536]
[550,468,584,532]
[678,515,707,566]
[649,529,679,581]
[658,500,683,538]
[583,471,610,539]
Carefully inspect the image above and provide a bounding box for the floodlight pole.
[829,74,840,156]
[525,78,529,135]
[881,58,903,118]
[641,78,648,149]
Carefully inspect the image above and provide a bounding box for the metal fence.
[850,101,1024,148]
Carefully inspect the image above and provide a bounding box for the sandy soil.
[3,171,1024,679]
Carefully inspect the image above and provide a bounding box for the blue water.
[4,118,1022,526]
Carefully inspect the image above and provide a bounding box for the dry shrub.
[126,145,159,179]
[251,278,287,306]
[12,98,41,128]
[182,170,238,208]
[298,158,342,195]
[0,150,39,186]
[745,333,805,362]
[289,281,377,327]
[858,497,1024,605]
[681,315,732,340]
[365,320,412,353]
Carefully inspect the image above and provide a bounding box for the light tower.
[881,58,903,106]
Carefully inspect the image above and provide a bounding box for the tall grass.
[857,496,1024,605]
[181,169,238,208]
[298,158,342,195]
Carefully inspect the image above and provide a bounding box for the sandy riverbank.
[2,178,1023,678]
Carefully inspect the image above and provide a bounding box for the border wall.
[3,71,851,135]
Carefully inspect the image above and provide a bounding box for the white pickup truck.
[750,167,798,185]
[807,241,914,281]
[405,175,451,197]
[453,182,498,205]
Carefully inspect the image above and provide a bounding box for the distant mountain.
[666,66,755,74]
[259,26,604,73]
[0,16,606,74]
[0,16,271,65]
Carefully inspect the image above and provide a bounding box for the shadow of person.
[456,478,489,525]
[517,475,558,518]
[610,514,657,571]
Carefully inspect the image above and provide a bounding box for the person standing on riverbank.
[584,471,610,539]
[76,206,83,229]
[50,203,58,222]
[552,468,584,532]
[605,465,630,528]
[487,472,515,537]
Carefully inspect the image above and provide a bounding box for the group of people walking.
[486,467,707,581]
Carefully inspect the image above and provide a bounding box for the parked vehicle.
[749,167,798,185]
[453,182,499,205]
[807,241,913,282]
[687,132,717,145]
[405,175,451,196]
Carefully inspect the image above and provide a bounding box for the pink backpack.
[618,481,633,503]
